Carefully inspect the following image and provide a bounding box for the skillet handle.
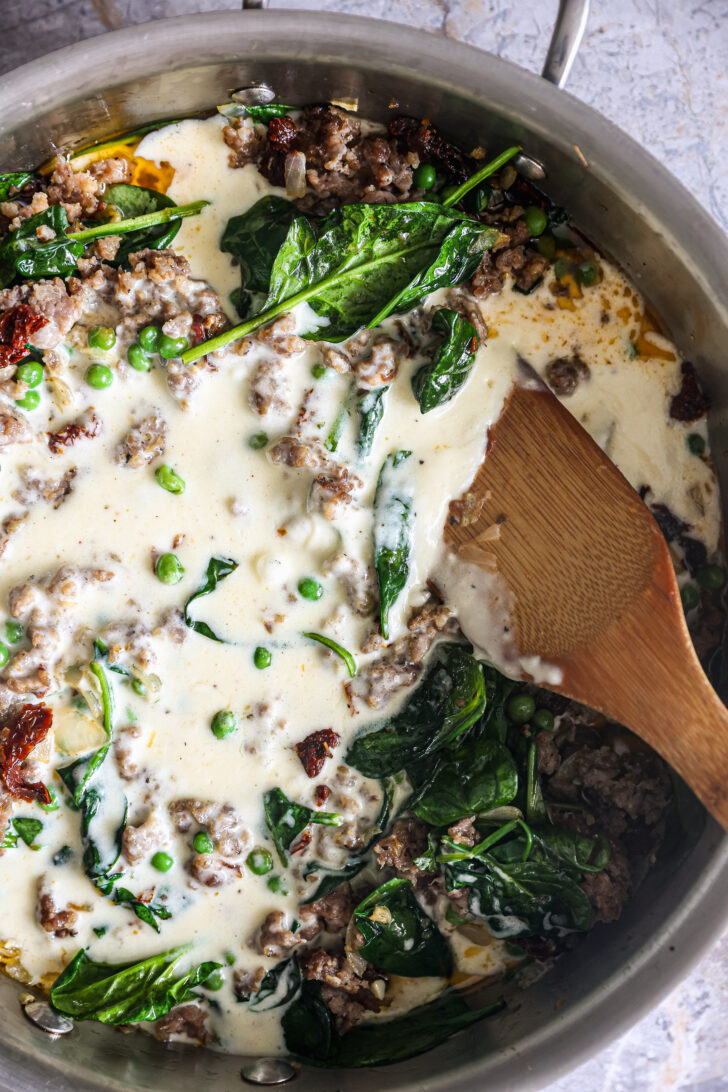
[241,0,589,91]
[541,0,590,87]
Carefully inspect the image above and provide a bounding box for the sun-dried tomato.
[0,305,48,368]
[388,116,470,183]
[314,784,331,806]
[295,728,341,779]
[48,411,102,454]
[290,828,313,856]
[669,361,711,422]
[268,115,297,149]
[0,702,52,804]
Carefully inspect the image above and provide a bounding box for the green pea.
[138,325,160,353]
[531,708,555,732]
[311,363,326,379]
[248,432,268,450]
[211,709,237,739]
[440,184,460,204]
[131,678,147,697]
[298,577,323,601]
[151,851,174,873]
[15,390,40,410]
[553,257,571,279]
[224,951,236,966]
[205,968,225,991]
[127,343,152,371]
[0,640,13,667]
[193,831,214,854]
[254,646,272,670]
[413,163,437,190]
[4,621,23,644]
[15,360,43,387]
[87,325,116,351]
[687,432,706,456]
[524,206,547,237]
[507,693,536,725]
[680,582,700,612]
[158,333,188,359]
[537,234,557,259]
[576,260,599,286]
[155,464,186,495]
[85,363,113,390]
[155,552,184,585]
[696,565,726,590]
[267,874,288,895]
[247,847,274,875]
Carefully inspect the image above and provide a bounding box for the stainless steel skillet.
[0,3,727,1089]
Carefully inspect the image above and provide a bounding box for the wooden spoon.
[443,379,728,830]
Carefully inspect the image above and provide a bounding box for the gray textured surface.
[2,1,728,1089]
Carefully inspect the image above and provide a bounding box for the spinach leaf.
[444,853,592,938]
[354,878,452,977]
[1,817,43,849]
[50,945,220,1025]
[264,203,497,342]
[0,172,32,201]
[411,307,479,413]
[184,201,501,364]
[489,823,610,879]
[373,450,413,639]
[414,831,440,873]
[247,955,301,1011]
[222,196,298,318]
[0,207,84,288]
[346,644,486,778]
[218,102,294,121]
[263,788,342,866]
[11,816,43,847]
[283,980,503,1067]
[103,183,180,264]
[183,556,238,642]
[413,738,518,826]
[114,887,172,933]
[356,386,388,457]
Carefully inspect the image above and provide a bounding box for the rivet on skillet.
[20,995,74,1037]
[513,151,547,180]
[241,1057,297,1085]
[231,85,276,106]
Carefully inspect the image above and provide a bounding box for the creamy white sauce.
[0,114,720,1056]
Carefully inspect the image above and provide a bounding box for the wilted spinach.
[0,172,32,201]
[372,450,413,639]
[356,386,388,457]
[183,556,239,642]
[246,955,301,1011]
[411,307,479,413]
[114,887,172,933]
[103,182,181,264]
[221,195,298,318]
[525,740,549,826]
[346,643,486,778]
[50,945,220,1025]
[413,737,518,826]
[218,102,294,122]
[354,878,452,978]
[1,816,42,849]
[0,207,84,288]
[0,198,207,288]
[444,853,592,938]
[282,980,503,1067]
[263,788,342,866]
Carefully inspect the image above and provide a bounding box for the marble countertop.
[2,2,728,1089]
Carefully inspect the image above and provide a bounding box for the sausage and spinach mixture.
[0,99,723,1066]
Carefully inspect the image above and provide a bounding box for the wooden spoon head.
[444,380,671,667]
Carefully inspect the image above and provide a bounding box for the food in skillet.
[0,99,723,1065]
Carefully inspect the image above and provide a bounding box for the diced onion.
[284,152,307,199]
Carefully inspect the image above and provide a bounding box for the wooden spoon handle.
[557,572,728,829]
